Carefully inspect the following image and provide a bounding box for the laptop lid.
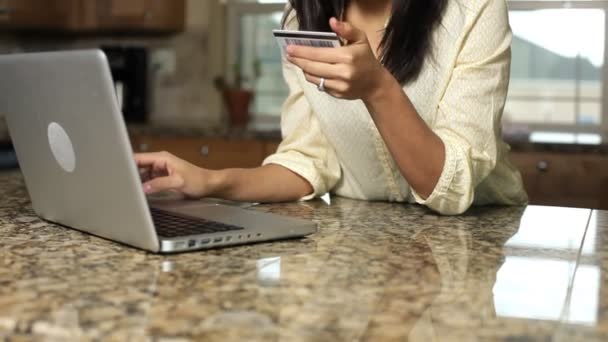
[0,50,160,252]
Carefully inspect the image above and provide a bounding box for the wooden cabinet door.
[134,136,266,170]
[81,0,184,33]
[194,139,266,170]
[139,0,185,32]
[510,151,608,209]
[0,0,183,32]
[0,0,10,23]
[97,0,150,25]
[0,0,72,29]
[263,141,280,159]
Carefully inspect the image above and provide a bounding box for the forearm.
[365,71,445,198]
[207,164,313,203]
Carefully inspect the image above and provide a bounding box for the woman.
[136,0,527,215]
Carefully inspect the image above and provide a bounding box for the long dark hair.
[284,0,447,84]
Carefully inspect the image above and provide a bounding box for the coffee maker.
[101,46,149,123]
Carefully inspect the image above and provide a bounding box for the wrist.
[200,168,228,198]
[364,68,399,106]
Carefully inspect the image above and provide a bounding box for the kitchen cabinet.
[263,141,280,160]
[0,0,184,33]
[509,151,608,210]
[79,0,185,33]
[0,0,74,30]
[131,135,280,170]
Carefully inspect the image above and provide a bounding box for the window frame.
[224,0,608,133]
[507,0,608,134]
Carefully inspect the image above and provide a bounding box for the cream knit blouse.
[263,0,528,215]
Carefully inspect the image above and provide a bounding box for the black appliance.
[0,142,18,170]
[101,46,149,123]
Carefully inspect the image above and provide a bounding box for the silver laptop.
[0,49,317,253]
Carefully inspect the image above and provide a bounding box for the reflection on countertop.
[1,172,607,341]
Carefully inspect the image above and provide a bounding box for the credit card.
[273,29,341,57]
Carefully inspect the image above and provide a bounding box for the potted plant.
[214,60,261,128]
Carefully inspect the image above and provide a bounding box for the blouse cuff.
[262,153,321,201]
[411,138,460,213]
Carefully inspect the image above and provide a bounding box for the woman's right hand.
[135,152,216,198]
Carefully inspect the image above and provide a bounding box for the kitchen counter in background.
[2,117,608,208]
[127,124,282,141]
[127,124,282,171]
[503,131,608,210]
[129,124,608,154]
[2,115,607,153]
[128,125,608,210]
[0,118,282,146]
[504,131,608,154]
[1,171,608,341]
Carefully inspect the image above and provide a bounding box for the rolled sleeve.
[412,0,511,215]
[263,58,341,200]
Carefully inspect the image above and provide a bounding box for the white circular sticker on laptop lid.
[47,122,76,173]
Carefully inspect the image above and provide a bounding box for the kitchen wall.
[0,0,226,131]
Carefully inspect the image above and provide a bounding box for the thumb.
[143,174,184,194]
[330,17,366,44]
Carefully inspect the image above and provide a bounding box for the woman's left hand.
[286,17,393,102]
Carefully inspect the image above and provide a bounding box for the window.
[225,0,608,133]
[506,1,608,133]
[225,0,287,128]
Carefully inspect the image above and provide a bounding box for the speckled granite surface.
[1,171,607,341]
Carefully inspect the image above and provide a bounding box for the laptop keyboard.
[150,208,245,238]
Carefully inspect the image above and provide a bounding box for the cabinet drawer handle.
[139,143,149,152]
[536,160,549,172]
[200,146,210,156]
[0,8,13,15]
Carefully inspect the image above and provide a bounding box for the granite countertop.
[1,172,608,341]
